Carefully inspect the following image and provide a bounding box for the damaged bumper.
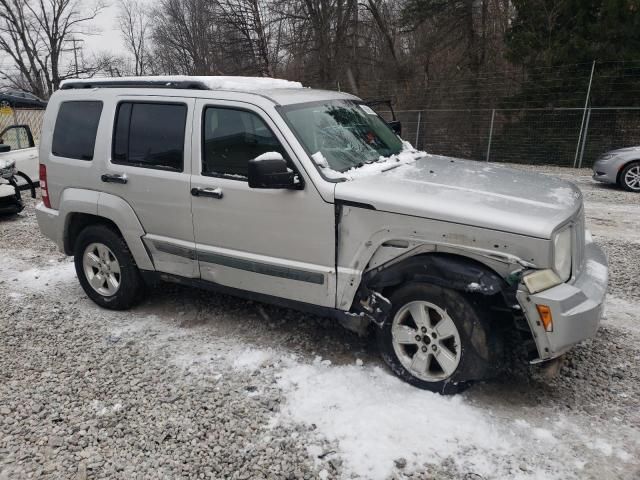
[517,241,608,362]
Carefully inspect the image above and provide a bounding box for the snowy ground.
[1,166,639,480]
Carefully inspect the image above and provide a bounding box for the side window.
[0,125,34,151]
[52,101,103,160]
[113,102,187,172]
[202,107,288,178]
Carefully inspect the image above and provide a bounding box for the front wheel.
[376,283,501,394]
[619,161,640,192]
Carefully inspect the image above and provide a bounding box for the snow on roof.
[60,75,303,91]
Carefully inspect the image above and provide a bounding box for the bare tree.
[118,0,151,75]
[0,0,104,98]
[214,0,278,76]
[151,0,221,75]
[273,0,357,87]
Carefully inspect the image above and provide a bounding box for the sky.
[82,1,125,58]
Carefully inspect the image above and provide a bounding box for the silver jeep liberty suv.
[36,76,608,393]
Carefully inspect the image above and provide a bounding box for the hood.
[607,146,640,155]
[334,155,583,239]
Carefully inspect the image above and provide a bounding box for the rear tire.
[376,282,501,394]
[74,224,144,310]
[619,161,640,192]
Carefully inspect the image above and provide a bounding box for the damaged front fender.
[365,252,508,295]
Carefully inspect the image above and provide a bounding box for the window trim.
[110,100,188,173]
[51,100,103,161]
[200,104,300,182]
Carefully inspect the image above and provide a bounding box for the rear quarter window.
[52,101,103,160]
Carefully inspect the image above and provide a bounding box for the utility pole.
[63,38,84,77]
[72,38,79,76]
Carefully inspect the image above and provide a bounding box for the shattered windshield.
[279,100,403,172]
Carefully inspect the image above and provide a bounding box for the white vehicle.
[0,125,38,214]
[36,76,608,393]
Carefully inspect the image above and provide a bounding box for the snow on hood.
[318,141,424,180]
[60,75,303,91]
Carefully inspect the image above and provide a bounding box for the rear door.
[98,95,198,278]
[191,99,336,307]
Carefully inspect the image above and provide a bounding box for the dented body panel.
[334,203,551,311]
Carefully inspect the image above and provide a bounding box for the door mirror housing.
[0,143,10,153]
[248,152,303,190]
[388,120,402,136]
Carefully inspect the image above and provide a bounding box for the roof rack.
[60,80,210,90]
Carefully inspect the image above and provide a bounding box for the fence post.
[485,109,495,162]
[574,60,596,168]
[577,107,592,169]
[415,111,422,148]
[12,107,22,149]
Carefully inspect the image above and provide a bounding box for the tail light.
[39,164,51,208]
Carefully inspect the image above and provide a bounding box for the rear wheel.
[376,283,501,394]
[619,161,640,192]
[74,224,144,309]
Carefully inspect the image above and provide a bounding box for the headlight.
[523,269,562,294]
[597,153,616,163]
[553,227,572,281]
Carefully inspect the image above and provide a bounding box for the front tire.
[74,224,144,310]
[619,161,640,192]
[376,283,501,394]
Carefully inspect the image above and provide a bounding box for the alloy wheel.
[82,242,121,296]
[624,165,640,191]
[391,300,462,382]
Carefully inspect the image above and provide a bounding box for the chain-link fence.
[381,107,640,168]
[0,108,44,147]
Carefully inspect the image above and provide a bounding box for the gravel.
[1,166,639,480]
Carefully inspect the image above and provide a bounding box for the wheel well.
[64,213,121,255]
[616,159,640,184]
[364,252,518,320]
[358,252,535,360]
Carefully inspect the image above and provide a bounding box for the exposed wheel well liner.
[364,252,511,298]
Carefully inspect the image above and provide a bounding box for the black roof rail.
[60,80,210,90]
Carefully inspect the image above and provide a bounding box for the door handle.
[101,173,128,184]
[191,187,223,199]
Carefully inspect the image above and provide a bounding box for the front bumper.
[592,170,615,184]
[592,158,619,184]
[516,241,608,362]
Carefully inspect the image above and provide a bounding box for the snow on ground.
[0,254,75,293]
[2,249,637,479]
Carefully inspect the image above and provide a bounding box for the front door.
[191,99,335,307]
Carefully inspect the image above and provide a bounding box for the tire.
[376,282,501,394]
[619,161,640,192]
[73,224,144,310]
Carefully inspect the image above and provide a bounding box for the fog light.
[536,305,553,332]
[523,269,562,294]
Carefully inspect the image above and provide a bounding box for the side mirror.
[0,144,10,153]
[248,152,302,190]
[388,120,402,136]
